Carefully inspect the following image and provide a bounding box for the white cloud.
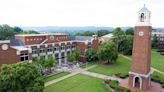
[0,0,163,27]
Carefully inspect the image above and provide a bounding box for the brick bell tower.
[129,5,153,91]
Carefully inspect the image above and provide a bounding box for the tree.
[0,62,44,92]
[19,30,39,34]
[44,56,56,69]
[97,30,110,37]
[152,34,158,48]
[0,24,15,40]
[14,26,23,33]
[67,53,75,62]
[97,41,118,64]
[112,27,125,36]
[125,28,134,35]
[85,49,98,62]
[74,31,95,36]
[74,48,80,61]
[67,49,80,62]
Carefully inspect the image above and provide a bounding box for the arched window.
[140,13,144,22]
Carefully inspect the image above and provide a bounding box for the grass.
[44,74,106,92]
[151,49,164,72]
[44,72,70,82]
[80,62,96,68]
[88,55,131,76]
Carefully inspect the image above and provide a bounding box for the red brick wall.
[0,43,19,64]
[131,26,152,74]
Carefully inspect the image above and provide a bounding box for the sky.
[0,0,163,27]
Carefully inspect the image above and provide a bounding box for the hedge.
[115,73,129,79]
[151,72,164,88]
[107,80,130,92]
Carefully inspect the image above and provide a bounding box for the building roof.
[139,4,150,12]
[68,35,93,42]
[11,46,30,51]
[15,33,67,36]
[101,33,114,39]
[0,40,10,44]
[75,36,93,41]
[10,39,25,46]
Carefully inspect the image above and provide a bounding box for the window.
[67,51,70,55]
[61,45,65,50]
[47,47,53,52]
[26,39,29,41]
[40,48,45,53]
[32,49,37,54]
[31,39,33,41]
[20,53,29,61]
[55,53,59,59]
[61,52,65,58]
[54,46,59,51]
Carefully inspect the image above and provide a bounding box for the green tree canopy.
[0,62,44,92]
[67,48,80,62]
[97,41,118,63]
[74,31,95,36]
[125,27,134,35]
[152,34,158,48]
[85,49,98,62]
[97,30,110,37]
[112,27,125,36]
[0,24,15,40]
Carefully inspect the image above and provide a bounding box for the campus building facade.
[0,34,100,65]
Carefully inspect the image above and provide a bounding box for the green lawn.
[151,49,164,72]
[80,62,96,68]
[88,55,131,76]
[44,72,70,82]
[44,74,106,92]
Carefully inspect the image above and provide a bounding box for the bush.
[151,72,164,84]
[108,80,130,92]
[115,73,129,79]
[115,86,130,92]
[109,80,119,89]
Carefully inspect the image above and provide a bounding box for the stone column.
[58,52,61,66]
[65,51,67,64]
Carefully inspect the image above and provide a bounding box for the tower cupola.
[136,4,151,26]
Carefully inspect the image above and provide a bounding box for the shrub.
[115,73,129,79]
[108,80,130,92]
[109,80,119,89]
[151,72,164,84]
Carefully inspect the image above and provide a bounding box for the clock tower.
[129,5,153,91]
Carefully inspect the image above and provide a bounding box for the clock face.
[49,36,55,41]
[1,44,8,50]
[139,31,144,36]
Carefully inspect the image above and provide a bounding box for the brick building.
[0,33,100,65]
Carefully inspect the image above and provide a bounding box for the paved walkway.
[120,54,164,75]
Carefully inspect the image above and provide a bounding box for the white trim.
[0,40,10,43]
[135,22,152,26]
[16,51,20,55]
[133,75,142,89]
[129,69,153,78]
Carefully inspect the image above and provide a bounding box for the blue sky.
[0,0,163,27]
